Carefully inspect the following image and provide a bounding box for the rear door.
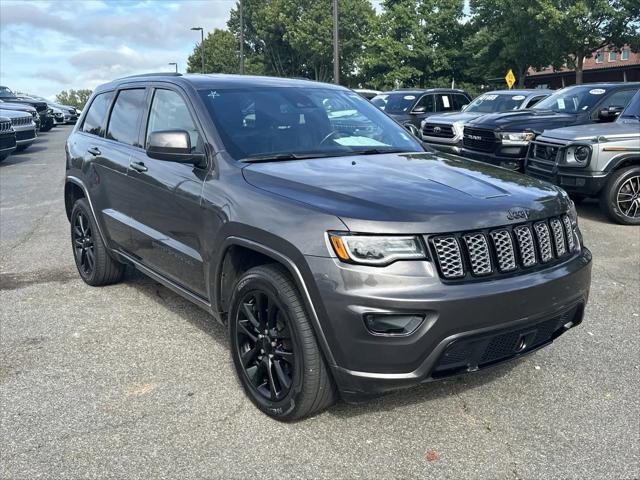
[125,86,209,298]
[71,90,135,248]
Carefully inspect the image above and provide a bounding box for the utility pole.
[332,0,339,84]
[169,62,178,73]
[239,0,245,74]
[191,27,205,73]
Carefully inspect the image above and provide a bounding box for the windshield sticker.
[512,95,525,100]
[589,89,606,95]
[207,91,220,100]
[557,99,566,109]
[481,94,498,101]
[403,95,416,100]
[442,96,451,108]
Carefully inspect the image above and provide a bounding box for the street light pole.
[239,0,245,74]
[169,62,178,73]
[332,0,339,85]
[191,27,205,73]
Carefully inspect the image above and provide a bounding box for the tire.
[599,166,640,225]
[70,198,125,286]
[229,264,336,421]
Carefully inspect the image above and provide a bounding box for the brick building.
[524,46,640,89]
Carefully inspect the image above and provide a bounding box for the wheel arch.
[603,154,640,173]
[214,236,337,367]
[64,180,85,221]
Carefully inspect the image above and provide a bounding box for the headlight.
[563,145,591,167]
[498,131,536,145]
[452,121,465,136]
[328,233,426,266]
[46,108,53,114]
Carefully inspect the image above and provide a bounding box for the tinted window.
[82,91,113,136]
[534,85,618,114]
[147,89,202,152]
[525,95,546,108]
[380,93,420,114]
[415,94,434,112]
[435,94,456,112]
[198,87,422,160]
[106,89,146,147]
[619,91,640,119]
[603,89,637,109]
[453,94,469,110]
[465,93,523,113]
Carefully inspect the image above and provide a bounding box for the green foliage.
[55,89,93,109]
[185,0,639,89]
[186,29,243,74]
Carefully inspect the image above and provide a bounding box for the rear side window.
[435,94,455,112]
[82,91,113,136]
[146,89,202,152]
[453,94,469,110]
[106,89,146,147]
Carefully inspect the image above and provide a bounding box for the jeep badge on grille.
[507,208,531,220]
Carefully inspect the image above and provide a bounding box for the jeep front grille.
[10,116,32,127]
[429,215,579,281]
[0,120,12,133]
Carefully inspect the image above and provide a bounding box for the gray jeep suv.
[526,90,640,224]
[65,74,592,420]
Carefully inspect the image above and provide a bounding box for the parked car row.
[367,82,640,224]
[0,85,79,163]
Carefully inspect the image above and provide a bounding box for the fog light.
[500,160,520,170]
[363,313,424,336]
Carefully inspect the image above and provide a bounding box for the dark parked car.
[0,86,53,131]
[0,116,17,162]
[460,82,640,171]
[526,90,640,225]
[422,89,552,154]
[65,73,591,420]
[0,109,37,152]
[25,94,80,124]
[371,88,472,136]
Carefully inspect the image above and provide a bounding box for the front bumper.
[459,147,528,171]
[0,132,17,156]
[305,249,592,398]
[525,167,608,197]
[15,127,37,145]
[423,137,462,154]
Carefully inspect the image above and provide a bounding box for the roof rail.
[118,72,183,80]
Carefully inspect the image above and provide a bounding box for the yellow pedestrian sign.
[505,69,516,89]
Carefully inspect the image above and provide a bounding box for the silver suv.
[526,90,640,225]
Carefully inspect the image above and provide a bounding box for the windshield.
[372,93,420,114]
[198,87,423,161]
[619,91,640,120]
[0,86,16,99]
[533,85,613,114]
[465,93,527,113]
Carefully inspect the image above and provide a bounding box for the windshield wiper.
[349,148,408,155]
[240,152,345,163]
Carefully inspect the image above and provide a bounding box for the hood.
[0,102,37,114]
[466,109,578,133]
[424,111,483,125]
[242,152,568,234]
[0,109,31,120]
[540,122,640,142]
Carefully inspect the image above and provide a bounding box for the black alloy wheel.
[73,210,95,276]
[236,290,296,402]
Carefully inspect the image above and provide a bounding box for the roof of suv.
[386,88,468,95]
[98,73,345,92]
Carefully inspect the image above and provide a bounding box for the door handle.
[130,161,148,173]
[87,146,101,156]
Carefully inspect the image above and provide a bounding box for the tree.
[227,0,375,84]
[468,0,556,87]
[186,28,244,74]
[539,0,640,84]
[55,89,92,109]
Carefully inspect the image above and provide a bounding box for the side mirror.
[412,105,427,114]
[598,106,624,121]
[461,104,469,111]
[146,129,205,165]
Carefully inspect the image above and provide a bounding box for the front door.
[125,87,209,299]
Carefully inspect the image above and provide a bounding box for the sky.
[0,0,383,101]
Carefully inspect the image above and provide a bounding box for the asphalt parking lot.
[1,125,639,480]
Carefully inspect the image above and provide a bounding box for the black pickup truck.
[0,86,54,131]
[459,83,640,171]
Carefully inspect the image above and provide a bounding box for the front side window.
[146,89,202,152]
[619,91,640,119]
[603,89,637,110]
[453,94,469,110]
[198,87,423,160]
[525,95,547,108]
[533,85,618,114]
[106,89,146,147]
[82,91,114,136]
[435,94,455,112]
[415,94,434,112]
